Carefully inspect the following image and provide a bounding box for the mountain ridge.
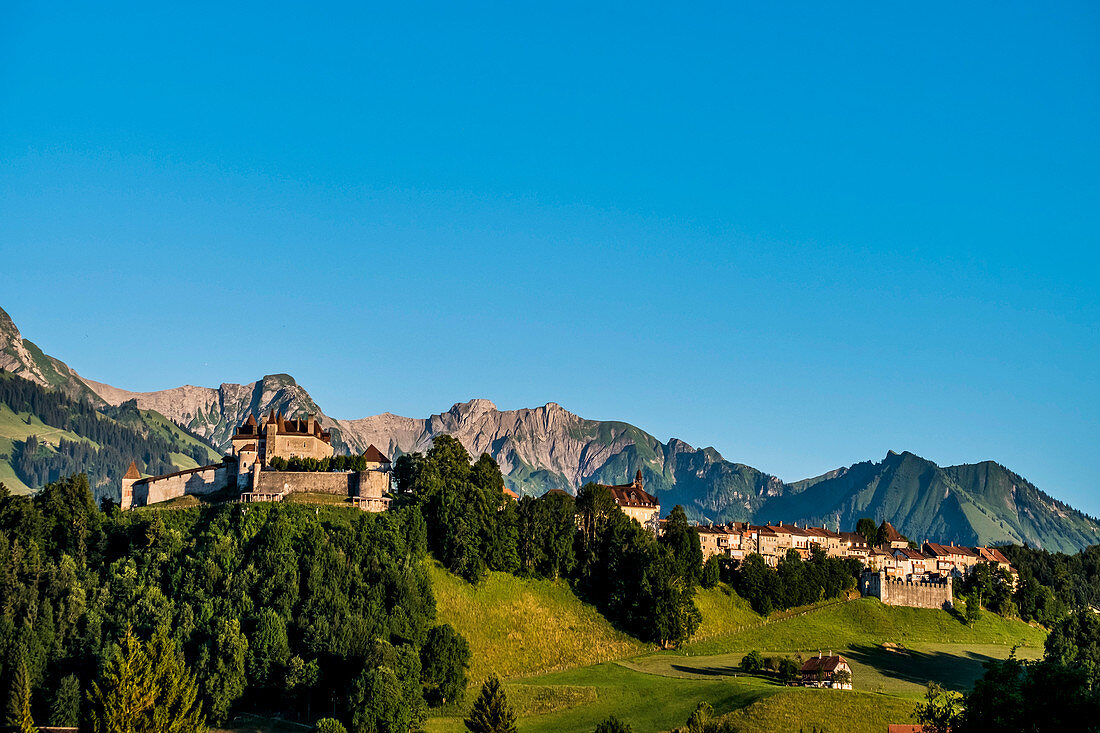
[1,305,1096,552]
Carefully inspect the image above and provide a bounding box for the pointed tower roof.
[124,461,141,480]
[245,413,257,427]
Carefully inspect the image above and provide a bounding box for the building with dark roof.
[597,470,660,533]
[800,652,853,689]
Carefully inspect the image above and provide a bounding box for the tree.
[741,650,764,673]
[594,715,633,733]
[197,618,248,724]
[1045,610,1100,683]
[5,654,36,733]
[832,669,852,688]
[659,506,704,586]
[248,609,290,686]
[684,701,712,733]
[464,675,517,733]
[87,627,205,733]
[855,517,877,547]
[421,624,471,706]
[315,720,348,733]
[964,593,982,627]
[351,666,409,733]
[49,674,81,726]
[700,556,721,589]
[777,657,800,683]
[914,681,963,733]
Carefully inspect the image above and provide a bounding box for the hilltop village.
[122,413,1014,610]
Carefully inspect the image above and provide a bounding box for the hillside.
[0,370,220,497]
[3,304,1097,551]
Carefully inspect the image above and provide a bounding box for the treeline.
[0,474,471,731]
[395,436,703,647]
[996,544,1100,624]
[268,454,390,473]
[915,610,1100,731]
[717,550,863,615]
[0,371,211,495]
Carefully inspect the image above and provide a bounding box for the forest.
[0,473,469,732]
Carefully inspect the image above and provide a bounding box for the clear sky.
[1,3,1097,511]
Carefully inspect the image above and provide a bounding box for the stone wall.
[255,470,354,495]
[861,570,953,610]
[132,464,231,507]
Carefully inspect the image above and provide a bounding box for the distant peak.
[454,398,498,414]
[262,373,297,386]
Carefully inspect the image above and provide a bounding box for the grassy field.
[427,581,1048,732]
[683,597,1046,655]
[712,689,918,732]
[0,403,95,493]
[690,583,763,640]
[430,563,648,684]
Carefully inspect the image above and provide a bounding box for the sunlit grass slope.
[428,562,647,684]
[683,597,1046,655]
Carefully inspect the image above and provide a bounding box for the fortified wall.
[860,570,953,610]
[127,463,232,507]
[252,469,389,498]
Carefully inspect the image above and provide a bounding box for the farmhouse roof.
[800,655,848,673]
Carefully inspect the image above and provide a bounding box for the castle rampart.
[860,570,953,610]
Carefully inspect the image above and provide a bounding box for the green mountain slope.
[0,370,220,498]
[757,451,1100,553]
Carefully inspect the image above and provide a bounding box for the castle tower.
[633,469,644,489]
[121,461,140,511]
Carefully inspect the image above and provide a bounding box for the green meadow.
[431,572,1048,733]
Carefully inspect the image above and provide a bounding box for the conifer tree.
[463,675,517,733]
[49,674,81,726]
[5,655,36,733]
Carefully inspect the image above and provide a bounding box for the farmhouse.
[121,411,392,512]
[800,652,852,689]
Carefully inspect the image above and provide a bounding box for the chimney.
[307,413,316,434]
[818,650,822,659]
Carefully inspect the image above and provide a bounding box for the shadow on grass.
[844,643,1000,691]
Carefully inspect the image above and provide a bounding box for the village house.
[839,531,871,561]
[800,652,853,689]
[922,542,980,577]
[600,470,661,533]
[879,521,910,550]
[891,547,931,579]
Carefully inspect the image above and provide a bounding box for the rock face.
[0,306,102,404]
[82,373,330,453]
[4,303,1099,551]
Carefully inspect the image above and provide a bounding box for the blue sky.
[1,3,1098,511]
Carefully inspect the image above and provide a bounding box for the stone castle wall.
[254,469,391,497]
[861,570,953,610]
[132,464,232,507]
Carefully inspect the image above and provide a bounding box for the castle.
[121,411,391,511]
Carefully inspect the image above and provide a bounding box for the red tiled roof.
[503,486,519,500]
[801,655,848,673]
[973,546,1012,565]
[893,547,928,561]
[363,444,391,463]
[880,522,905,542]
[124,461,141,480]
[924,542,978,558]
[888,726,928,733]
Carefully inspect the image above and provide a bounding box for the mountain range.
[2,304,1097,552]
